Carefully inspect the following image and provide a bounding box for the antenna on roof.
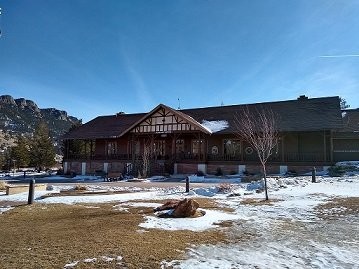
[178,98,181,109]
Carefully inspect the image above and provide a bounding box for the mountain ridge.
[0,94,81,151]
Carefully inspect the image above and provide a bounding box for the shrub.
[327,165,356,177]
[215,167,223,176]
[73,184,87,191]
[230,170,237,175]
[218,183,232,193]
[196,170,205,177]
[0,181,8,190]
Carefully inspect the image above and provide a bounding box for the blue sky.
[0,0,358,123]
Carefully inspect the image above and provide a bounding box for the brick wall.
[207,164,238,175]
[287,165,323,175]
[86,162,104,174]
[177,163,198,174]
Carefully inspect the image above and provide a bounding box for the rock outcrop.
[154,198,200,218]
[0,94,81,151]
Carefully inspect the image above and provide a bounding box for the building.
[62,96,359,176]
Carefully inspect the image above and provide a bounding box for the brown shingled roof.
[62,113,145,139]
[63,96,343,139]
[341,109,359,132]
[182,96,343,133]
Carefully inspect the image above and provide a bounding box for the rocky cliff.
[0,94,81,150]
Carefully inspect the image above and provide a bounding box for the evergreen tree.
[340,97,350,109]
[29,122,56,170]
[0,149,12,171]
[0,152,5,170]
[11,136,30,167]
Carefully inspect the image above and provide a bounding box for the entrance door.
[154,140,166,159]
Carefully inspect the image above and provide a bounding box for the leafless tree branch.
[235,106,279,200]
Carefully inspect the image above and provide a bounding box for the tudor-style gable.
[122,104,211,136]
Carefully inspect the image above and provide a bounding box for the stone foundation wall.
[86,162,105,174]
[207,164,238,175]
[64,161,325,176]
[176,163,198,174]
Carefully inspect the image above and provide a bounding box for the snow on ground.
[140,209,239,231]
[1,171,359,268]
[187,175,241,183]
[0,206,12,214]
[162,175,359,269]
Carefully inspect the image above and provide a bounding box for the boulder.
[154,198,200,218]
[154,200,180,212]
[172,198,199,218]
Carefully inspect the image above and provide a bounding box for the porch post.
[65,140,69,159]
[240,140,244,161]
[323,130,327,162]
[90,140,94,159]
[85,140,88,159]
[171,134,176,160]
[330,130,334,162]
[204,134,208,162]
[281,135,285,162]
[131,135,135,164]
[198,132,201,162]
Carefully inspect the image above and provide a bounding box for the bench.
[6,184,47,195]
[105,172,124,182]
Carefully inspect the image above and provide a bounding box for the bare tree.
[142,139,151,178]
[235,106,279,200]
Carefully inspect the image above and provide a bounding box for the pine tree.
[11,135,30,167]
[340,97,350,110]
[29,122,56,170]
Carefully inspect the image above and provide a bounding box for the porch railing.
[65,152,326,163]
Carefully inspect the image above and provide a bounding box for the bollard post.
[28,179,35,205]
[312,167,316,183]
[185,176,190,192]
[23,171,26,179]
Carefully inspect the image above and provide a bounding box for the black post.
[312,167,316,183]
[185,176,190,192]
[28,179,35,205]
[23,171,26,178]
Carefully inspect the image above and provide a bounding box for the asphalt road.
[2,176,222,188]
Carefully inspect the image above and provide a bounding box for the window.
[223,139,241,157]
[192,140,205,155]
[154,140,166,157]
[134,142,141,155]
[176,139,184,153]
[107,142,117,156]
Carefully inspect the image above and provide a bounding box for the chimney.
[297,95,309,100]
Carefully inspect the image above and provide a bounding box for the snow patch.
[139,209,239,231]
[0,206,13,214]
[201,120,229,133]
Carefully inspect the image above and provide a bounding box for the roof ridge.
[180,96,339,112]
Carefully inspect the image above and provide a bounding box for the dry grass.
[314,197,359,220]
[73,184,88,191]
[0,198,233,269]
[0,181,8,190]
[240,198,282,206]
[218,183,233,193]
